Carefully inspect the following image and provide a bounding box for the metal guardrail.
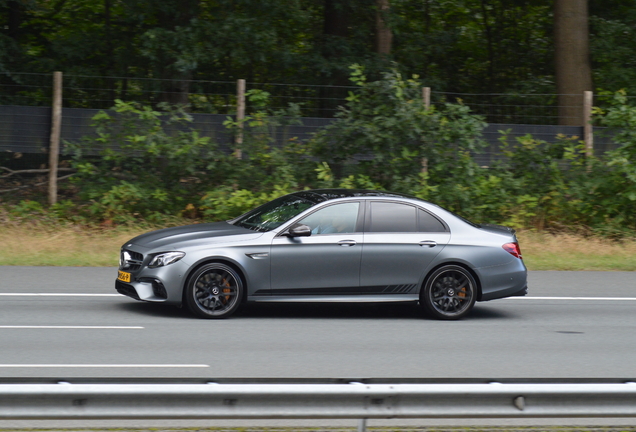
[2,382,636,420]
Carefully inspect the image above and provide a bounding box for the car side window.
[369,202,417,232]
[418,209,447,232]
[298,202,360,235]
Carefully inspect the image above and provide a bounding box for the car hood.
[125,222,261,250]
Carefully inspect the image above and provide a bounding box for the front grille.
[128,250,143,261]
[120,249,144,271]
[116,280,140,300]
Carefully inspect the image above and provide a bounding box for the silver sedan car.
[116,189,527,320]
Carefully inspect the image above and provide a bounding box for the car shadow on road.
[116,302,193,319]
[468,305,513,320]
[116,300,513,321]
[237,302,423,320]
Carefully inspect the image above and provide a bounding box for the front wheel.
[420,265,477,320]
[185,263,243,319]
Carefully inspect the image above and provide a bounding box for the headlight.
[148,252,185,268]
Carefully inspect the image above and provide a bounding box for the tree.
[554,0,593,125]
[589,0,636,96]
[375,0,392,55]
[389,0,553,94]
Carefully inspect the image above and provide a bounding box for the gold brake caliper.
[222,278,231,303]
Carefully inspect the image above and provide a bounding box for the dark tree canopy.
[1,0,635,109]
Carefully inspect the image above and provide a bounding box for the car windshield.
[231,194,319,232]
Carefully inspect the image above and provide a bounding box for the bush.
[66,100,228,220]
[311,65,487,193]
[51,75,636,238]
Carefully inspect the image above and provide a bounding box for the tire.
[420,265,477,320]
[185,263,244,319]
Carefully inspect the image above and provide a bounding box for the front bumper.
[115,259,190,305]
[116,278,168,302]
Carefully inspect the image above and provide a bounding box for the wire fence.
[0,71,630,174]
[434,91,567,124]
[4,71,635,122]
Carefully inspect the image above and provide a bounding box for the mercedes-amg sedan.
[116,189,527,319]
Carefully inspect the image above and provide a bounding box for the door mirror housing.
[287,223,312,237]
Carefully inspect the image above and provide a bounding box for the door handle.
[419,240,437,247]
[338,240,357,247]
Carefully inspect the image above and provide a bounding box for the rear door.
[360,201,450,293]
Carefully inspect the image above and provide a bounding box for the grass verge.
[518,231,636,271]
[0,224,634,271]
[0,224,146,267]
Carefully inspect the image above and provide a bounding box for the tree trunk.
[375,0,392,55]
[320,0,350,113]
[8,0,23,40]
[156,0,199,107]
[323,0,349,40]
[554,0,593,126]
[159,72,192,107]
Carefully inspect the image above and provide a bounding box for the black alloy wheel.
[186,263,243,319]
[420,265,477,320]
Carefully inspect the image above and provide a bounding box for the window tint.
[233,195,316,232]
[418,209,447,232]
[369,202,417,232]
[299,202,360,235]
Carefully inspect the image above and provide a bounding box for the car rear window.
[369,202,417,232]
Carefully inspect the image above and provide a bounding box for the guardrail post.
[357,418,367,432]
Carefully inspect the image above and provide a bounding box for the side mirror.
[287,223,312,237]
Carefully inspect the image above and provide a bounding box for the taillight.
[502,242,523,259]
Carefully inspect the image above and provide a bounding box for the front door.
[270,202,362,296]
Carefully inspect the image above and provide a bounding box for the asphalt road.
[1,266,635,429]
[1,267,636,379]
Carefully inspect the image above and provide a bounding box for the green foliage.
[199,185,294,221]
[222,92,315,190]
[65,97,316,223]
[8,199,46,218]
[590,4,636,96]
[313,83,636,237]
[3,0,636,103]
[583,90,636,235]
[312,65,487,193]
[21,78,636,238]
[66,100,228,220]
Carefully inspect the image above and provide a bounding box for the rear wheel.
[420,265,477,320]
[185,263,243,319]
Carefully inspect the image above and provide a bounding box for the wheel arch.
[421,261,483,301]
[181,258,249,306]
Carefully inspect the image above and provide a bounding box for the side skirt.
[249,295,420,303]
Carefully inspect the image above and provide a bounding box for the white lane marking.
[0,326,143,329]
[0,293,120,297]
[0,364,209,368]
[509,297,636,301]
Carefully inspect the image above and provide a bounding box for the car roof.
[292,189,420,204]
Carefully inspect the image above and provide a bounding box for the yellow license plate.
[117,271,131,283]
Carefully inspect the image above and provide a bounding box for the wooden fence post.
[421,87,431,173]
[583,90,593,159]
[234,79,246,159]
[48,71,63,206]
[423,87,431,110]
